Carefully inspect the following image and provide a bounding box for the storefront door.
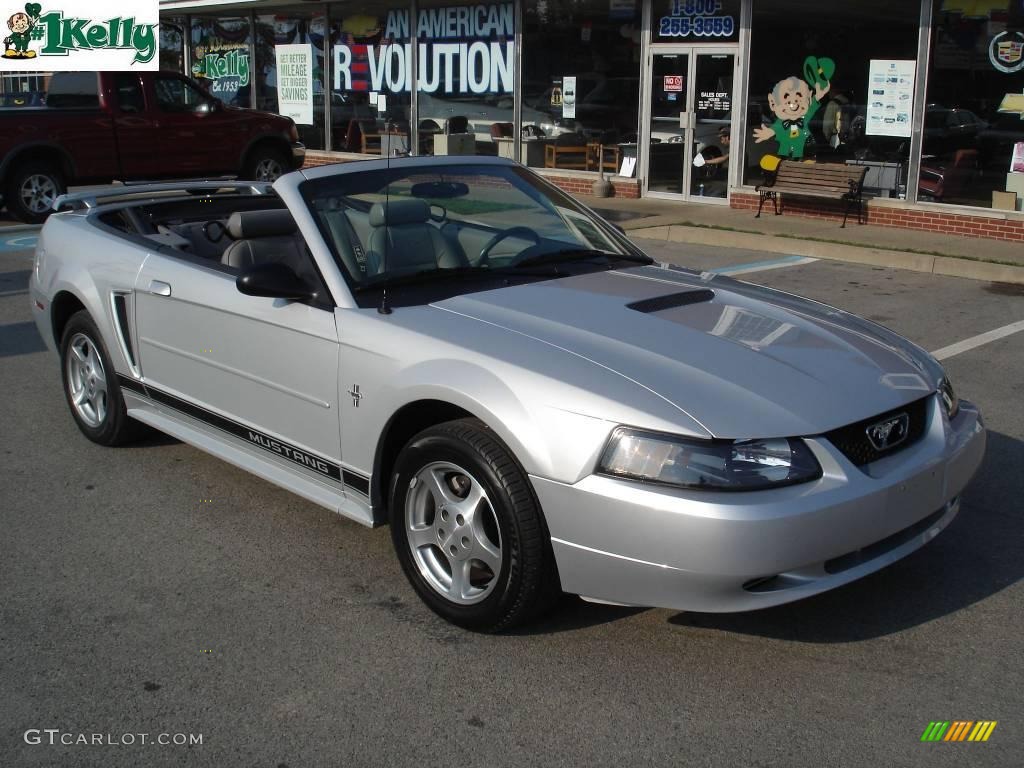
[644,47,738,202]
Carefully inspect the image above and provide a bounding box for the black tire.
[60,310,146,446]
[389,418,560,632]
[4,160,66,224]
[241,145,290,182]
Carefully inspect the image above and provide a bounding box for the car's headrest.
[227,209,297,240]
[369,199,430,228]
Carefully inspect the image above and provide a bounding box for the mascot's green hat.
[803,56,836,89]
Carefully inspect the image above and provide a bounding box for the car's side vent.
[627,289,715,314]
[111,292,139,375]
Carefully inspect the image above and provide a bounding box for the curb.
[629,224,1024,285]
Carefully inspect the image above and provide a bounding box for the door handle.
[148,280,172,297]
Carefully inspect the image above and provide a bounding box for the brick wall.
[731,191,1024,243]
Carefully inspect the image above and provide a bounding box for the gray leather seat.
[221,210,303,272]
[365,199,467,276]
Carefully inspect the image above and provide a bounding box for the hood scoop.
[627,289,715,314]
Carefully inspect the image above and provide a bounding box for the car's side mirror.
[236,262,314,301]
[195,99,220,114]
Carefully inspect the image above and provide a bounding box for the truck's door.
[149,74,236,176]
[110,73,162,179]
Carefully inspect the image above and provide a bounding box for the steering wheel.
[203,220,228,243]
[478,226,540,267]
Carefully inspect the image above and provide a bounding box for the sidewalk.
[582,194,1024,285]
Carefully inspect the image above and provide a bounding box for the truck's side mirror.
[195,99,221,115]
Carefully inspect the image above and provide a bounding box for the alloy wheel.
[20,173,59,214]
[65,333,108,428]
[253,158,284,182]
[404,461,503,605]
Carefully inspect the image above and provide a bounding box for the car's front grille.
[824,396,930,467]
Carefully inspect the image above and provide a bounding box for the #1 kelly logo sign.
[2,1,158,71]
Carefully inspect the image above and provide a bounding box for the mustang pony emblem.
[866,413,910,452]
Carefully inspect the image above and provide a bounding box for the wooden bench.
[756,161,867,228]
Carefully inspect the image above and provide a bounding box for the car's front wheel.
[389,419,559,632]
[241,146,289,182]
[60,310,145,446]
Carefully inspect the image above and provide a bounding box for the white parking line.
[712,255,818,276]
[931,320,1024,361]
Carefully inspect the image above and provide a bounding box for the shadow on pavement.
[667,431,1021,643]
[0,321,46,358]
[507,594,647,636]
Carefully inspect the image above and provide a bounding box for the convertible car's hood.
[433,266,941,438]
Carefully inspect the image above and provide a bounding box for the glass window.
[190,16,252,108]
[254,11,328,150]
[329,2,413,155]
[114,74,145,113]
[1,73,48,107]
[44,72,99,109]
[653,0,740,44]
[522,0,642,172]
[744,0,920,199]
[415,1,515,158]
[160,16,187,74]
[923,4,1024,209]
[302,163,632,300]
[154,76,208,112]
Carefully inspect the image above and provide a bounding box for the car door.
[132,246,343,489]
[150,75,236,176]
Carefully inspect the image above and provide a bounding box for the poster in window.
[865,59,916,138]
[563,76,576,119]
[275,43,313,125]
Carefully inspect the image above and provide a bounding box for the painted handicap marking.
[0,234,39,253]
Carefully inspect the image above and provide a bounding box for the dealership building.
[7,0,1024,240]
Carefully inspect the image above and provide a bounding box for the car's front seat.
[221,210,303,272]
[366,199,467,276]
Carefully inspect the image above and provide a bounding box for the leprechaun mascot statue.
[753,56,835,162]
[4,3,42,59]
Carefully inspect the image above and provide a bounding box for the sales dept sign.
[1,1,159,70]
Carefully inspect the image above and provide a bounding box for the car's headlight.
[938,375,959,420]
[598,428,822,492]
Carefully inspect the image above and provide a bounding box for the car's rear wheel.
[389,419,559,632]
[5,161,66,224]
[60,311,145,446]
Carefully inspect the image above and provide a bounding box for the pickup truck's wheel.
[389,419,559,632]
[5,162,66,224]
[241,147,289,182]
[60,311,144,446]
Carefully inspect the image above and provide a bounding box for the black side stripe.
[116,374,370,494]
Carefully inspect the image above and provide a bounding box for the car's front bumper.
[533,395,986,613]
[290,141,306,169]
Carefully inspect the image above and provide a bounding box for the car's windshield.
[300,163,640,294]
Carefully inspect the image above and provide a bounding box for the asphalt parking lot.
[1,232,1021,767]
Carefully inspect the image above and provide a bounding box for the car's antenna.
[379,34,395,316]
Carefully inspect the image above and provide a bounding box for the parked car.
[30,157,985,631]
[0,71,305,223]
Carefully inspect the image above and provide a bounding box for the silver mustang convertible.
[30,157,985,631]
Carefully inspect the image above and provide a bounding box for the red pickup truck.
[0,71,305,223]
